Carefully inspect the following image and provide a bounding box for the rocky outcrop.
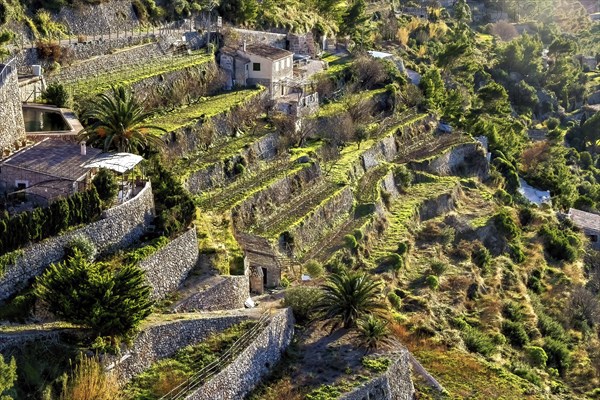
[339,350,415,400]
[0,183,155,302]
[57,0,139,36]
[105,311,251,383]
[418,185,462,221]
[187,308,294,400]
[139,227,199,300]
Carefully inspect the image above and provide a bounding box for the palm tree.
[79,86,166,154]
[357,316,395,352]
[316,271,386,330]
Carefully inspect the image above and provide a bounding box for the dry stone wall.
[0,65,26,152]
[186,132,279,194]
[172,274,249,312]
[57,0,139,36]
[409,143,489,180]
[340,350,415,400]
[105,312,251,383]
[187,308,295,400]
[139,227,199,300]
[0,182,155,302]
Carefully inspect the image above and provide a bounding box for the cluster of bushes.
[150,161,195,237]
[539,224,580,262]
[0,188,102,256]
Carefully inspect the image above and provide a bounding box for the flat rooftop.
[569,208,600,232]
[3,139,102,181]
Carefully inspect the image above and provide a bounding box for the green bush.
[387,291,402,310]
[382,253,403,271]
[502,320,529,347]
[519,207,535,226]
[64,236,96,261]
[35,251,153,338]
[537,311,566,340]
[539,224,578,262]
[430,261,448,276]
[353,229,364,241]
[425,274,439,290]
[396,242,408,256]
[525,346,548,368]
[462,327,497,357]
[394,165,413,190]
[502,301,524,322]
[42,82,70,107]
[543,337,572,375]
[511,362,542,386]
[92,169,118,203]
[343,234,358,250]
[283,286,322,323]
[0,353,17,397]
[472,243,491,270]
[494,208,520,239]
[546,117,560,130]
[305,260,324,278]
[508,241,525,263]
[494,188,513,205]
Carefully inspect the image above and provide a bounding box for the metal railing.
[0,58,15,89]
[159,312,272,400]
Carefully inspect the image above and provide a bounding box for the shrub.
[383,253,403,271]
[544,338,572,375]
[343,234,358,250]
[511,362,542,386]
[519,207,535,226]
[494,188,513,205]
[305,260,324,278]
[283,286,322,323]
[494,208,520,239]
[546,117,560,130]
[508,241,525,263]
[361,356,392,373]
[42,82,70,107]
[394,165,413,190]
[353,229,364,241]
[430,261,448,276]
[396,242,408,256]
[59,355,121,400]
[35,251,153,338]
[462,327,497,356]
[537,311,566,340]
[472,243,491,270]
[92,169,118,203]
[425,274,439,290]
[0,353,16,396]
[64,236,96,261]
[357,316,394,351]
[525,346,548,368]
[387,291,402,310]
[502,320,529,347]
[503,301,524,322]
[539,225,578,262]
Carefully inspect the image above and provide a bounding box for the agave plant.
[79,86,166,154]
[316,271,386,330]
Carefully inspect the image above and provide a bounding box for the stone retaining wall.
[105,312,251,383]
[187,308,295,400]
[186,132,279,195]
[232,161,321,230]
[139,227,199,300]
[231,28,287,49]
[339,350,415,400]
[409,142,489,180]
[283,186,354,257]
[0,330,64,354]
[172,274,249,312]
[0,182,155,302]
[0,65,26,152]
[57,0,139,36]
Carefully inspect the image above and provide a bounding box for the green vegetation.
[0,353,16,400]
[92,168,119,204]
[42,82,71,108]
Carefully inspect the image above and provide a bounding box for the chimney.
[80,141,86,156]
[243,40,247,52]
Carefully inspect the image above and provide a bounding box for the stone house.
[236,232,281,294]
[220,43,294,99]
[568,208,600,249]
[0,138,102,203]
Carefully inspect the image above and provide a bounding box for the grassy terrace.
[355,163,391,204]
[370,176,459,261]
[315,88,387,118]
[64,51,214,97]
[320,52,354,76]
[149,88,264,135]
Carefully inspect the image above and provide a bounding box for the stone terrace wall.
[231,28,287,49]
[0,182,155,302]
[186,132,279,194]
[409,142,489,180]
[139,227,199,300]
[173,274,249,312]
[0,65,26,151]
[0,330,63,354]
[106,312,251,383]
[340,350,415,400]
[188,308,294,400]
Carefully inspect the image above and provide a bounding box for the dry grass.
[60,355,122,400]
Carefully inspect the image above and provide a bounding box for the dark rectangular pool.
[22,107,72,132]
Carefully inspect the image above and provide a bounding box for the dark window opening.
[253,62,261,71]
[591,234,598,243]
[262,267,268,285]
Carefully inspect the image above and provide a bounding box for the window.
[274,61,279,72]
[15,180,28,189]
[286,57,290,68]
[253,62,261,71]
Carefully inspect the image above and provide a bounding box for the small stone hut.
[568,208,600,249]
[236,232,281,294]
